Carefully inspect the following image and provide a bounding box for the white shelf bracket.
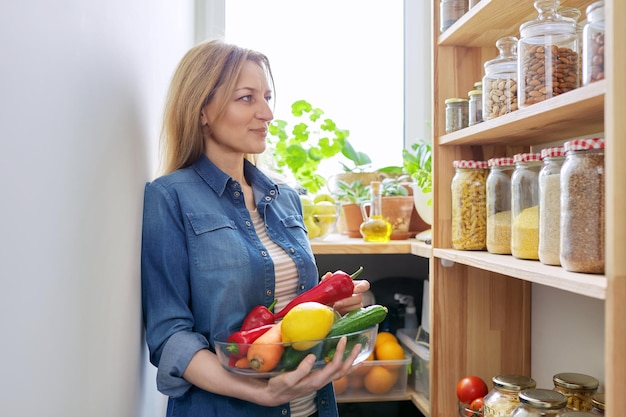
[440,258,455,268]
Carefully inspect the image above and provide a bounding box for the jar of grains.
[486,157,515,254]
[440,0,468,33]
[583,1,605,84]
[553,372,599,412]
[538,147,566,265]
[483,374,537,417]
[445,98,469,133]
[469,89,483,125]
[510,389,568,417]
[560,138,605,273]
[483,36,519,120]
[511,152,543,260]
[518,0,579,108]
[590,392,605,415]
[451,160,488,250]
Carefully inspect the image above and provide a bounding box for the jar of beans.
[538,147,565,266]
[518,0,579,108]
[583,1,605,84]
[552,372,599,412]
[510,389,568,417]
[486,157,515,254]
[511,153,543,260]
[451,160,488,250]
[483,375,537,417]
[560,138,605,273]
[590,392,605,415]
[483,36,519,120]
[445,98,469,133]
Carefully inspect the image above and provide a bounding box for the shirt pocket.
[281,215,311,249]
[186,213,250,271]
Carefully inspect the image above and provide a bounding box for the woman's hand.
[320,271,371,316]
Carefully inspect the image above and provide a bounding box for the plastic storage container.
[469,89,483,125]
[396,328,430,399]
[510,389,568,417]
[445,98,469,133]
[440,0,468,33]
[583,1,605,84]
[483,36,519,120]
[486,157,515,254]
[451,160,488,250]
[335,356,410,401]
[483,374,537,417]
[518,0,579,108]
[560,138,605,273]
[538,147,565,266]
[511,153,543,260]
[553,372,599,412]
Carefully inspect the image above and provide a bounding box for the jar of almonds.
[518,0,579,108]
[483,36,519,120]
[583,1,605,84]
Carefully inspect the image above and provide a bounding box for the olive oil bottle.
[360,181,392,242]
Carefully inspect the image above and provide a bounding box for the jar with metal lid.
[557,412,598,417]
[583,1,605,84]
[469,89,483,126]
[511,152,543,260]
[483,374,537,417]
[560,138,605,273]
[590,392,605,415]
[440,0,468,33]
[553,372,599,411]
[538,147,565,266]
[483,36,519,120]
[518,0,579,108]
[451,160,488,250]
[486,157,515,254]
[510,389,568,417]
[445,98,469,133]
[474,80,483,91]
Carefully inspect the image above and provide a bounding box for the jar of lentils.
[510,389,568,417]
[538,147,565,266]
[483,374,537,417]
[560,138,605,273]
[483,36,519,120]
[553,372,599,412]
[518,0,579,108]
[590,392,605,415]
[445,98,469,133]
[451,160,488,250]
[486,157,515,254]
[583,1,605,84]
[511,152,543,260]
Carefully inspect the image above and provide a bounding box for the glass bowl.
[307,204,340,240]
[213,324,378,378]
[459,401,483,417]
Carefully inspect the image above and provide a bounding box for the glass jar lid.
[484,36,518,75]
[468,89,482,97]
[453,160,488,169]
[492,374,537,391]
[474,81,483,90]
[514,152,543,163]
[541,147,565,158]
[586,1,604,22]
[488,157,515,167]
[564,138,605,152]
[553,372,599,390]
[445,98,468,104]
[519,389,568,409]
[591,392,605,410]
[519,0,577,37]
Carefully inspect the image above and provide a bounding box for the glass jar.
[486,157,515,254]
[483,36,519,120]
[483,374,537,417]
[538,147,565,266]
[469,0,481,8]
[518,0,579,108]
[511,389,568,417]
[553,372,599,412]
[557,412,598,417]
[360,181,392,242]
[469,89,483,125]
[583,1,605,84]
[559,6,583,82]
[445,98,469,133]
[451,160,488,250]
[560,138,605,273]
[474,80,483,91]
[440,0,468,33]
[511,153,543,260]
[590,392,605,415]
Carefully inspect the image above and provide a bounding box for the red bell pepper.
[241,299,276,331]
[226,323,274,367]
[273,266,364,320]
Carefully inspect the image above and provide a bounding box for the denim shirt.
[141,155,338,417]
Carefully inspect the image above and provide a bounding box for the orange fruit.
[349,363,370,376]
[347,374,364,389]
[364,365,396,394]
[332,375,348,395]
[374,332,398,348]
[375,340,405,361]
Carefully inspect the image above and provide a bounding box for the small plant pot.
[340,203,365,238]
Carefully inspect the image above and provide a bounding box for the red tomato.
[456,376,488,404]
[470,397,484,411]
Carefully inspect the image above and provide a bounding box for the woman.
[141,39,370,417]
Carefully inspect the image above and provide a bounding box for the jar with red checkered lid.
[486,157,515,254]
[560,138,605,273]
[511,152,543,260]
[538,147,566,266]
[451,159,488,250]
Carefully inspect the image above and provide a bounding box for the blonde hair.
[159,39,273,175]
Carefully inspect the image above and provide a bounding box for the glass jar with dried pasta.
[553,372,599,412]
[560,138,605,273]
[510,389,568,417]
[590,392,605,415]
[511,152,543,260]
[451,160,488,250]
[538,147,565,266]
[486,157,515,254]
[583,1,605,84]
[483,374,537,417]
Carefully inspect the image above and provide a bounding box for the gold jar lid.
[468,89,482,97]
[492,374,537,391]
[591,392,605,410]
[445,97,468,104]
[553,373,599,390]
[519,389,568,410]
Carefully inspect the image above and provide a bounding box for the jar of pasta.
[518,0,579,108]
[483,36,519,120]
[486,157,515,254]
[590,392,605,415]
[451,160,488,250]
[583,1,605,84]
[511,152,543,260]
[560,138,605,273]
[538,147,565,266]
[511,389,568,417]
[553,372,599,412]
[484,374,537,417]
[446,98,469,133]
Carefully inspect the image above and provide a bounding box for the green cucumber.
[326,304,388,338]
[323,333,369,363]
[279,346,316,371]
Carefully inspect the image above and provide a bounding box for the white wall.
[0,1,194,416]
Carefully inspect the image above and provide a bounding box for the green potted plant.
[402,140,433,239]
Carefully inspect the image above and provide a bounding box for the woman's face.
[201,60,273,156]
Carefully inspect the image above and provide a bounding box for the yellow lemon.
[281,302,335,350]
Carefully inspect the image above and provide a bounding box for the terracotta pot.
[380,196,416,236]
[340,203,365,238]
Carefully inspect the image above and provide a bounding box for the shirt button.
[281,409,288,416]
[300,284,305,290]
[234,191,241,197]
[246,221,251,227]
[266,289,272,296]
[320,399,327,406]
[289,248,295,253]
[261,251,267,257]
[265,196,271,202]
[270,190,276,195]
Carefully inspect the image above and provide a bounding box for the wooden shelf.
[310,234,432,258]
[337,388,431,417]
